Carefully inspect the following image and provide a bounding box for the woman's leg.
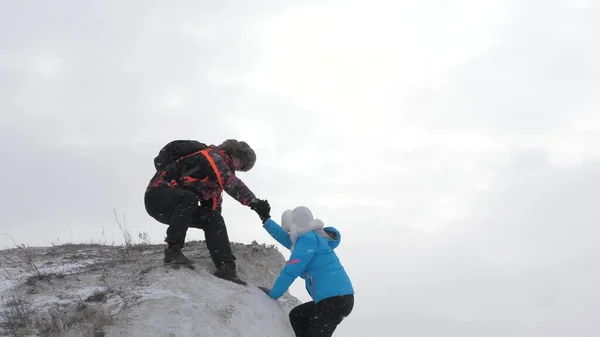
[304,295,354,337]
[288,301,316,337]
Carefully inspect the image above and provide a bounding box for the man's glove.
[250,199,271,223]
[258,286,271,297]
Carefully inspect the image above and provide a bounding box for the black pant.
[144,187,236,266]
[289,294,354,337]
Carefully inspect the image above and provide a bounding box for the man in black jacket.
[144,139,271,285]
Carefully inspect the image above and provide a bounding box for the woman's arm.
[262,218,293,250]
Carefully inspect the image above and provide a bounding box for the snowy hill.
[0,239,301,336]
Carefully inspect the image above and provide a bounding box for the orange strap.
[175,149,224,211]
[199,150,223,189]
[176,149,204,163]
[175,149,223,189]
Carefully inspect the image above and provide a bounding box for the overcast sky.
[1,0,599,336]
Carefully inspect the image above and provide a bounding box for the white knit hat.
[281,206,324,250]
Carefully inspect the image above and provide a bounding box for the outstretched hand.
[251,199,271,223]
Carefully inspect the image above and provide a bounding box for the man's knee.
[205,212,226,230]
[146,188,198,224]
[189,207,224,230]
[176,191,199,208]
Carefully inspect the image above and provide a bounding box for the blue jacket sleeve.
[269,234,316,300]
[262,218,292,250]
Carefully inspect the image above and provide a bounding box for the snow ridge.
[0,241,300,336]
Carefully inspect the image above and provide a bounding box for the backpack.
[153,140,207,171]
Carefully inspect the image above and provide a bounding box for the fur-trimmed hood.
[281,206,340,250]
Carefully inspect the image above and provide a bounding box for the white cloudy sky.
[1,0,600,336]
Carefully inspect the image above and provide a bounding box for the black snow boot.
[164,243,194,265]
[214,261,247,286]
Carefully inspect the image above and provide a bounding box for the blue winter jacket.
[262,218,355,303]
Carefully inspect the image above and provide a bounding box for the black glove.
[258,286,271,296]
[250,199,271,223]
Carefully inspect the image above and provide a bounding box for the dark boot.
[164,243,194,265]
[214,261,247,285]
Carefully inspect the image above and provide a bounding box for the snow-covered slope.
[0,240,301,336]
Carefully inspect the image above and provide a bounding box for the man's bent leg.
[164,192,198,247]
[145,187,198,265]
[191,207,246,285]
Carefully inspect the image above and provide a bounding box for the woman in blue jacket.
[257,205,355,337]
